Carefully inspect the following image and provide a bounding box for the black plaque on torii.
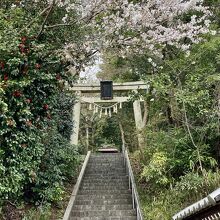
[100,81,113,100]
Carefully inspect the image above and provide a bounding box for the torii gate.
[69,81,149,147]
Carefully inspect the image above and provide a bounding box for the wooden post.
[70,92,81,146]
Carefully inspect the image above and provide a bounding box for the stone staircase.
[70,153,137,220]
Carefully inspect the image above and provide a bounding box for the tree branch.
[19,5,51,34]
[37,1,56,39]
[45,22,76,29]
[45,8,104,30]
[177,77,204,172]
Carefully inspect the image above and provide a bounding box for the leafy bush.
[31,129,79,203]
[141,151,170,189]
[141,171,220,220]
[0,5,80,206]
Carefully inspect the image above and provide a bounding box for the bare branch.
[46,22,77,29]
[177,77,204,172]
[19,5,51,34]
[45,9,104,30]
[37,1,56,38]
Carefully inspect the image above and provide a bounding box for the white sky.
[80,56,103,83]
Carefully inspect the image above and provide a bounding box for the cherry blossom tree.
[7,0,213,66]
[77,0,212,57]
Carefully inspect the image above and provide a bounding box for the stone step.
[82,180,128,185]
[83,176,128,180]
[89,158,122,160]
[88,162,124,165]
[70,217,136,220]
[88,160,123,162]
[82,179,128,183]
[75,198,132,205]
[86,165,124,168]
[71,210,136,217]
[85,171,126,173]
[85,172,125,175]
[76,194,132,201]
[89,160,123,162]
[86,167,125,171]
[81,181,129,187]
[88,159,123,162]
[82,182,129,186]
[89,159,123,161]
[87,163,124,166]
[83,177,127,181]
[72,204,133,211]
[86,168,124,171]
[80,186,129,191]
[84,174,128,178]
[86,167,124,170]
[78,189,131,195]
[88,157,123,160]
[89,156,123,159]
[85,171,126,175]
[90,154,122,156]
[84,174,126,177]
[89,157,123,159]
[89,163,123,165]
[82,178,128,182]
[89,157,123,160]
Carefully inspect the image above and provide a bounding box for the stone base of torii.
[69,81,149,148]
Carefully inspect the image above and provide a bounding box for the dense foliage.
[79,107,124,152]
[137,34,220,220]
[0,1,86,211]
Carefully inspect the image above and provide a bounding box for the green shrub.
[0,7,79,204]
[31,129,79,203]
[141,170,220,220]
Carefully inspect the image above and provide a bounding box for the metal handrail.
[122,144,143,220]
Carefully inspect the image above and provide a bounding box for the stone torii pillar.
[70,92,81,146]
[133,100,145,149]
